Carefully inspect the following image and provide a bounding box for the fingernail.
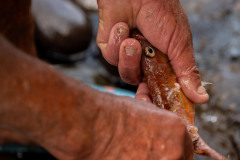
[117,26,128,36]
[125,46,137,56]
[197,86,207,95]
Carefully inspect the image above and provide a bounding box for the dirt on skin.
[31,0,240,159]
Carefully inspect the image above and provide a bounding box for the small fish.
[131,29,227,160]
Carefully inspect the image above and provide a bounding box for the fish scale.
[131,29,227,160]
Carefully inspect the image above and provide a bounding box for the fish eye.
[144,46,155,57]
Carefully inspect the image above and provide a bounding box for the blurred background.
[1,0,240,159]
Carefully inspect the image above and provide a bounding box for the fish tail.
[194,137,228,160]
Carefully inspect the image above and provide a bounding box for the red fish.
[131,29,227,160]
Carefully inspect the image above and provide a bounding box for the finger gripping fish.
[131,29,227,160]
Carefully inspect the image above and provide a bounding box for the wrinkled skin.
[0,36,193,160]
[97,0,209,104]
[0,0,197,159]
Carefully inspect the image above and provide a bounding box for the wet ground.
[181,0,240,159]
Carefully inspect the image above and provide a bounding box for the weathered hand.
[83,93,194,160]
[97,0,209,104]
[0,35,193,160]
[0,1,194,160]
[33,90,194,160]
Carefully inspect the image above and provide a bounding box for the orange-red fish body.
[131,29,227,160]
[132,31,198,139]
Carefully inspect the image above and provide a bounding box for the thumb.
[170,48,209,104]
[166,17,209,104]
[136,3,209,104]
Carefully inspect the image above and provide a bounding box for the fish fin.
[201,81,212,87]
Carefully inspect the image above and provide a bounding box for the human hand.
[97,0,209,104]
[37,91,194,160]
[83,93,194,160]
[0,83,193,160]
[0,35,193,159]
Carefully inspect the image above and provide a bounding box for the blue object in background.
[89,84,136,98]
[0,144,46,153]
[0,85,135,155]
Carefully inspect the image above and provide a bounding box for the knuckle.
[184,65,200,76]
[181,65,198,74]
[178,65,201,81]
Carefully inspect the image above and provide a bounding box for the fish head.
[132,34,156,57]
